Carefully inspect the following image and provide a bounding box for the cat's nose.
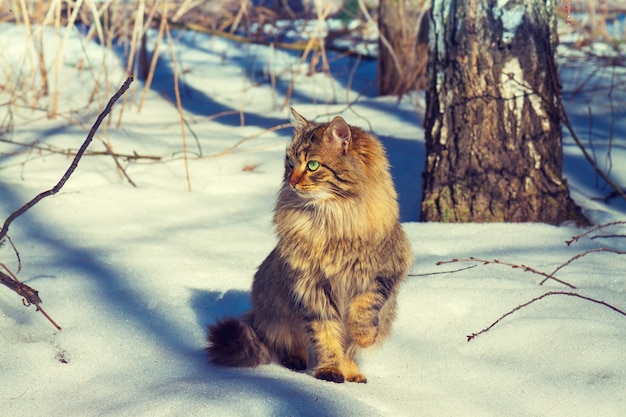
[289,171,302,188]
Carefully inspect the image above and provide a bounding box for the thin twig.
[0,75,133,331]
[0,75,134,241]
[542,247,626,284]
[138,0,167,113]
[164,16,192,191]
[559,85,626,202]
[565,220,626,246]
[590,234,626,240]
[409,265,477,277]
[467,291,626,342]
[101,140,137,187]
[0,137,162,162]
[0,265,60,330]
[211,122,291,157]
[183,22,325,53]
[358,0,403,78]
[0,267,41,305]
[5,235,22,273]
[437,257,577,289]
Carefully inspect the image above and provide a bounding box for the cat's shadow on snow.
[190,289,251,329]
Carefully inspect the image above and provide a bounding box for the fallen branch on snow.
[0,75,134,330]
[0,75,134,240]
[0,265,60,330]
[467,291,626,342]
[565,220,626,246]
[436,257,577,289]
[443,224,626,342]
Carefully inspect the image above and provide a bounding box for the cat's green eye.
[287,158,294,168]
[307,161,320,171]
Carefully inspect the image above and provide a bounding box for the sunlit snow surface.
[1,20,626,417]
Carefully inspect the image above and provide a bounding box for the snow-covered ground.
[1,21,626,417]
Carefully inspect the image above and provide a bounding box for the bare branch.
[211,122,292,157]
[0,265,60,330]
[0,75,134,242]
[4,235,22,273]
[0,137,162,163]
[0,267,42,305]
[437,257,577,289]
[409,265,477,277]
[0,75,133,331]
[559,96,626,202]
[467,291,626,342]
[541,247,626,285]
[101,140,137,187]
[565,220,626,246]
[590,234,626,240]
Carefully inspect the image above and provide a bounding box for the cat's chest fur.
[275,201,389,299]
[268,108,410,320]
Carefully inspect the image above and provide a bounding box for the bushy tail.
[206,318,271,367]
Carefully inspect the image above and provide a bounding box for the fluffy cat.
[206,108,412,383]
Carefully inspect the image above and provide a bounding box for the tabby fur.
[207,108,413,383]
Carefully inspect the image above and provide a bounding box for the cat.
[206,108,413,383]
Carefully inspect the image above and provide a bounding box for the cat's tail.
[206,318,272,367]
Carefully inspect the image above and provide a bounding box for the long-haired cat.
[206,108,412,383]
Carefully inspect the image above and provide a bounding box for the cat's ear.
[328,116,351,155]
[289,108,309,130]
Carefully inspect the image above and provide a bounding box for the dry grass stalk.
[115,0,145,127]
[138,2,167,112]
[280,3,333,111]
[164,13,192,191]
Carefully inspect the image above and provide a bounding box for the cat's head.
[283,108,364,203]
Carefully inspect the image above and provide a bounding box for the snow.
[493,0,526,44]
[2,19,626,417]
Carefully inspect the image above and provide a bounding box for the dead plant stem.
[0,75,134,241]
[212,122,291,157]
[164,16,192,191]
[137,1,167,113]
[437,257,577,289]
[565,220,626,245]
[543,247,626,285]
[467,291,626,342]
[117,0,145,128]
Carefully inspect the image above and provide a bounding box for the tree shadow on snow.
[0,182,200,359]
[148,47,424,220]
[145,35,294,129]
[0,182,354,416]
[189,288,251,328]
[201,369,363,417]
[125,34,425,221]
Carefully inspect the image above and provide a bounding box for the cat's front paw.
[346,373,367,383]
[350,326,378,347]
[314,366,345,383]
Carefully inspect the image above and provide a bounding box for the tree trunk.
[377,0,430,96]
[420,0,588,225]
